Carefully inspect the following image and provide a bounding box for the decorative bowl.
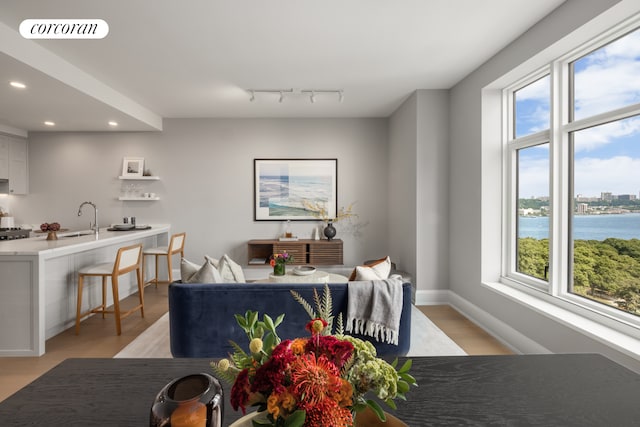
[293,265,316,276]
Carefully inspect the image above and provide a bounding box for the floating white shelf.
[118,196,160,201]
[118,176,160,180]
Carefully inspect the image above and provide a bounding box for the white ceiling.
[0,0,565,132]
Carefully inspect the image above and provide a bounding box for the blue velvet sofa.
[168,281,412,358]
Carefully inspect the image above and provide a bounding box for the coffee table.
[1,354,639,426]
[256,270,349,283]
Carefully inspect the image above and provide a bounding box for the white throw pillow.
[217,254,246,283]
[180,257,222,283]
[354,256,392,280]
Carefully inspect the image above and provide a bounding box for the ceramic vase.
[323,221,337,240]
[46,231,58,240]
[150,373,223,427]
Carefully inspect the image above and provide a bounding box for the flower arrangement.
[270,251,294,276]
[269,251,294,267]
[301,200,358,224]
[40,222,61,232]
[211,285,416,427]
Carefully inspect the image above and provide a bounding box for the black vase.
[150,373,223,427]
[324,222,337,240]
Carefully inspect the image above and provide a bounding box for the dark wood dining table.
[1,354,639,426]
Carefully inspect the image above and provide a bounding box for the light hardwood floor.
[418,305,513,356]
[0,287,511,403]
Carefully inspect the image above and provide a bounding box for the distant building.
[601,192,613,201]
[576,203,589,214]
[519,208,537,216]
[617,194,636,201]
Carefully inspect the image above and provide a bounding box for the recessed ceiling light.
[108,121,118,127]
[44,121,55,126]
[10,81,26,89]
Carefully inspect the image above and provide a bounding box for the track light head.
[249,90,255,102]
[339,90,344,103]
[279,91,284,103]
[310,91,316,103]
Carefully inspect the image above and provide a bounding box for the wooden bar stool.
[143,232,186,287]
[75,243,144,335]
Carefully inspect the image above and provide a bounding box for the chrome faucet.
[77,201,99,234]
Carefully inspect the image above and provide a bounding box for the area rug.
[114,305,466,358]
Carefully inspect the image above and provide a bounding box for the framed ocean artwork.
[254,158,337,221]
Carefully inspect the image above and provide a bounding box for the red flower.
[230,368,250,413]
[251,341,296,395]
[305,318,328,335]
[306,335,354,369]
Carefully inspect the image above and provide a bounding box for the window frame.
[502,16,640,335]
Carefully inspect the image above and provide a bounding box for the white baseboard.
[414,289,451,305]
[415,289,550,355]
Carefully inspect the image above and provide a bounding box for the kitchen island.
[0,225,170,356]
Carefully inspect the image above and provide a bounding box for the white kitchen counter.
[0,226,170,257]
[0,224,170,356]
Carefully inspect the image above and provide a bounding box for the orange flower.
[267,393,280,420]
[291,353,341,405]
[332,378,353,407]
[303,398,353,427]
[266,390,297,421]
[290,338,307,355]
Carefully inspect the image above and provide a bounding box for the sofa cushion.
[218,254,246,282]
[180,257,222,283]
[349,256,392,281]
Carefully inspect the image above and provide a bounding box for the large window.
[505,23,640,322]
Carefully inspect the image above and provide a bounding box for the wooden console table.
[248,238,343,265]
[1,354,639,425]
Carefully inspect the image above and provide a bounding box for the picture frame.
[122,157,144,177]
[254,158,337,221]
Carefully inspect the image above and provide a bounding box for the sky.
[516,28,640,199]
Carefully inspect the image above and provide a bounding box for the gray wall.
[389,90,450,299]
[13,118,396,268]
[449,0,640,371]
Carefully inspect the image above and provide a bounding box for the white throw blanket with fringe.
[346,277,404,345]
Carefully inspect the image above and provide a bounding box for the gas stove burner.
[0,228,31,240]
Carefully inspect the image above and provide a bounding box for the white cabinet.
[0,136,28,194]
[0,137,8,180]
[9,138,28,194]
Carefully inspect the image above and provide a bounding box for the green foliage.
[518,198,549,210]
[517,238,549,280]
[290,284,336,335]
[518,238,640,314]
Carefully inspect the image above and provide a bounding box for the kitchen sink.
[60,232,94,238]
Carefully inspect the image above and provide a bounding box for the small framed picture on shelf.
[122,157,144,177]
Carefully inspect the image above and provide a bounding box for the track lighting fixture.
[300,89,343,103]
[247,88,344,103]
[247,88,293,103]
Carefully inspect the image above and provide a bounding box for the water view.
[519,213,640,241]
